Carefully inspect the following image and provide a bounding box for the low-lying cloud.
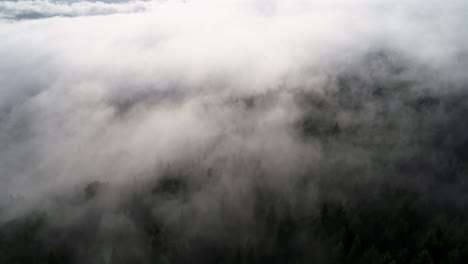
[0,0,467,262]
[0,0,466,213]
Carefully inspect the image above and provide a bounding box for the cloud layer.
[0,1,467,263]
[0,1,467,258]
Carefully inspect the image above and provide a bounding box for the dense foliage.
[1,52,467,263]
[0,184,467,264]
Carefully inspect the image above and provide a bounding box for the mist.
[0,0,467,263]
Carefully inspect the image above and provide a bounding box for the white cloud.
[0,0,466,207]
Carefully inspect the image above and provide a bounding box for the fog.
[0,0,467,263]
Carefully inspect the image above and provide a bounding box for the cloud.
[0,0,157,20]
[0,2,467,263]
[0,0,467,236]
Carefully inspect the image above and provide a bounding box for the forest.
[0,51,467,264]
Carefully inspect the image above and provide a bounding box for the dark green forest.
[1,52,467,264]
[1,183,467,263]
